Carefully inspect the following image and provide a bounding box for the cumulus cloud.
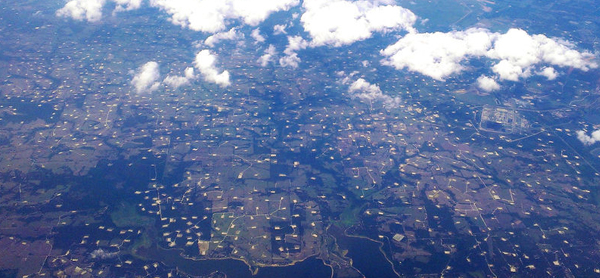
[382,28,598,83]
[194,50,231,87]
[284,35,309,53]
[279,36,309,68]
[345,78,401,108]
[476,75,500,92]
[279,53,302,68]
[576,130,600,146]
[164,67,195,88]
[131,61,161,94]
[162,51,231,88]
[491,59,527,81]
[381,28,495,80]
[258,45,277,67]
[301,0,416,46]
[204,28,242,47]
[488,29,597,73]
[90,249,119,259]
[251,28,266,43]
[283,36,308,54]
[231,0,300,26]
[59,0,300,29]
[273,24,287,35]
[56,0,106,22]
[538,67,558,80]
[150,0,299,33]
[114,0,142,12]
[349,78,381,94]
[57,0,142,21]
[143,51,230,89]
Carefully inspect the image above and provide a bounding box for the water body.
[139,246,331,278]
[343,237,398,278]
[330,226,398,278]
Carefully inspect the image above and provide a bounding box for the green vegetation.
[337,203,366,228]
[111,202,155,228]
[131,231,154,258]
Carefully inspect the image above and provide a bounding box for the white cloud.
[349,78,381,95]
[476,75,500,92]
[489,29,599,79]
[90,249,119,259]
[301,0,416,47]
[382,28,598,82]
[59,0,300,29]
[538,67,558,80]
[283,35,309,54]
[251,28,266,43]
[204,28,242,47]
[487,29,539,68]
[279,53,302,68]
[131,62,161,94]
[381,28,495,80]
[231,0,300,26]
[489,29,598,72]
[492,59,529,81]
[139,51,230,89]
[149,1,228,33]
[150,0,299,33]
[576,130,600,146]
[57,0,143,21]
[273,24,287,35]
[114,0,142,12]
[279,36,309,68]
[56,0,106,22]
[346,78,401,108]
[164,67,195,88]
[194,50,231,87]
[258,45,277,67]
